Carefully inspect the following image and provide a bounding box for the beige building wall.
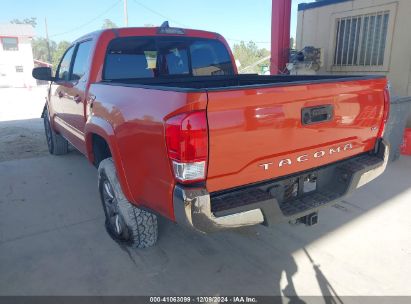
[0,37,36,87]
[296,0,411,98]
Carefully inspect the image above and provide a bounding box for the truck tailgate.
[206,78,387,193]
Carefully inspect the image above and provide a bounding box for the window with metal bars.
[334,11,389,66]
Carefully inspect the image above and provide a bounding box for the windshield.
[103,36,234,80]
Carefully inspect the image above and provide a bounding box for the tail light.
[165,111,208,184]
[378,84,391,138]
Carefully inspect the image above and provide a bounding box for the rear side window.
[104,36,234,80]
[72,40,93,80]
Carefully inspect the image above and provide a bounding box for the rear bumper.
[173,139,389,233]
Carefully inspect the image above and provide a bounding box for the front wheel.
[98,158,158,249]
[43,110,68,155]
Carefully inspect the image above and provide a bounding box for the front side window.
[72,40,93,80]
[1,37,18,51]
[57,46,75,81]
[104,37,234,80]
[334,11,389,67]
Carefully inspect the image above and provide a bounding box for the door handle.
[58,91,64,98]
[74,95,82,103]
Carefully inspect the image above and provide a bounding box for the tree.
[14,17,70,70]
[32,38,70,72]
[102,19,118,29]
[52,41,71,71]
[10,17,37,27]
[32,38,57,62]
[232,41,270,74]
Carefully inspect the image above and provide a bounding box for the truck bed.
[100,74,385,91]
[96,74,387,193]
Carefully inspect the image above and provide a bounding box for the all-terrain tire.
[43,110,68,155]
[98,158,158,249]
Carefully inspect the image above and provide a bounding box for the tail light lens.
[165,111,208,183]
[378,84,391,138]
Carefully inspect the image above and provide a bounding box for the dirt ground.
[0,119,48,162]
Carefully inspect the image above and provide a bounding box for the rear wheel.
[43,110,68,155]
[98,158,158,248]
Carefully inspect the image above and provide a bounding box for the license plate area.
[303,174,317,193]
[268,173,318,203]
[210,152,382,217]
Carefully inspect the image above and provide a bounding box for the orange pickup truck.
[33,24,390,248]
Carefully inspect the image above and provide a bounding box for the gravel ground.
[0,87,49,162]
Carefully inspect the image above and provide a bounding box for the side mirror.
[32,67,54,81]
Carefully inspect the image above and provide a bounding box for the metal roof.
[298,0,351,11]
[0,23,35,37]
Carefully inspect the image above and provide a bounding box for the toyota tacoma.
[32,24,390,248]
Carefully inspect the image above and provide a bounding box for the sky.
[0,0,315,48]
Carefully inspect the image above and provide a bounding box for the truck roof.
[72,26,223,45]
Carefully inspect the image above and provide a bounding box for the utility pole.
[44,17,52,63]
[124,0,128,27]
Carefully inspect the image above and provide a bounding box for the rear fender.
[85,116,133,202]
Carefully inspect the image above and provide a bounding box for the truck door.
[50,41,92,154]
[50,45,75,142]
[58,40,93,154]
